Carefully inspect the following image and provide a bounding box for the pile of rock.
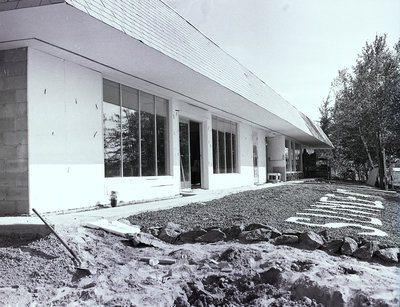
[145,222,399,264]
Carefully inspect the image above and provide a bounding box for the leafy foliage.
[319,35,400,186]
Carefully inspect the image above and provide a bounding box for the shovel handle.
[32,208,81,263]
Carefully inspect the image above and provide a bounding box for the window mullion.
[119,84,123,177]
[230,130,233,173]
[224,132,227,173]
[154,96,158,176]
[215,126,218,174]
[138,91,142,177]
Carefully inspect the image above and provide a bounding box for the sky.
[163,0,400,121]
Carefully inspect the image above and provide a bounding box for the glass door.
[179,119,191,190]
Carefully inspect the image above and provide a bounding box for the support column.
[267,135,286,181]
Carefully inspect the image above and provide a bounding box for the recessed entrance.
[179,119,202,190]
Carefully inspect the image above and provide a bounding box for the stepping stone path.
[286,189,388,237]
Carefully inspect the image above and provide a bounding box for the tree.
[324,35,400,188]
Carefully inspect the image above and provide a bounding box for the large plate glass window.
[212,116,237,174]
[103,79,121,177]
[103,79,169,177]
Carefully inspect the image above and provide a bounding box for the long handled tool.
[32,208,92,275]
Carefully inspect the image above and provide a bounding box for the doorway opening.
[179,119,202,191]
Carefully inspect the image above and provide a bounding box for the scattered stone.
[353,241,379,260]
[174,296,190,307]
[291,276,345,307]
[139,257,176,265]
[158,222,183,244]
[218,247,253,268]
[245,224,281,238]
[274,234,299,245]
[217,261,232,272]
[254,267,283,286]
[356,236,368,247]
[299,231,324,250]
[222,225,243,241]
[265,226,282,239]
[283,229,302,236]
[146,227,162,237]
[375,248,399,263]
[350,291,391,307]
[177,229,207,244]
[339,266,358,275]
[302,296,312,306]
[318,229,331,242]
[238,228,271,244]
[341,237,358,256]
[323,239,343,254]
[291,260,314,272]
[168,249,198,264]
[195,229,226,243]
[127,232,167,248]
[244,223,269,231]
[219,247,242,263]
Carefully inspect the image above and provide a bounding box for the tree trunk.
[382,147,388,190]
[359,127,375,169]
[376,135,387,190]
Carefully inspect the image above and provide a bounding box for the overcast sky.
[163,0,400,121]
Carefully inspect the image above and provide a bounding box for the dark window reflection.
[103,102,121,177]
[218,131,225,173]
[212,129,218,173]
[122,85,139,177]
[103,79,169,177]
[232,133,237,173]
[226,132,232,173]
[140,91,155,176]
[156,97,168,176]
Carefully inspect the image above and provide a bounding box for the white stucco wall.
[28,49,179,212]
[28,48,105,212]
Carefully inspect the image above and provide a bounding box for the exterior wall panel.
[28,48,105,212]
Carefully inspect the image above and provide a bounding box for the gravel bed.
[128,181,400,246]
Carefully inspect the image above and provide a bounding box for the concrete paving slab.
[0,181,295,233]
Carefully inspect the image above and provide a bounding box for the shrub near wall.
[286,172,303,181]
[0,48,29,215]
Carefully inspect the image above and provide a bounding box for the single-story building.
[0,0,333,215]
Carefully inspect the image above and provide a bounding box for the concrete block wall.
[0,48,29,215]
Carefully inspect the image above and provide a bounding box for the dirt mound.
[0,226,398,306]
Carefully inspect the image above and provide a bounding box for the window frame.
[212,116,238,174]
[103,79,169,178]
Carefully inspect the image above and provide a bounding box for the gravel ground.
[128,181,400,246]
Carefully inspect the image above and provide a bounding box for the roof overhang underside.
[0,3,333,148]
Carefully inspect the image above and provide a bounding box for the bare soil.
[0,227,398,306]
[0,181,398,306]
